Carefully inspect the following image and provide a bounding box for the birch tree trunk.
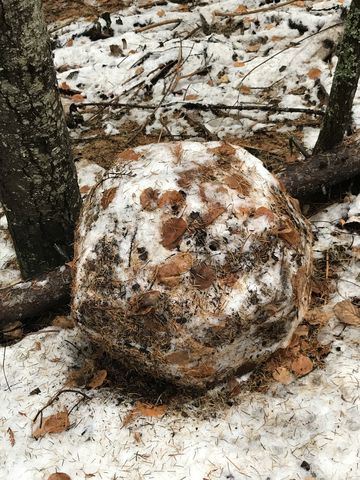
[314,0,360,153]
[0,0,81,280]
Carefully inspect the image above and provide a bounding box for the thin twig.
[33,389,91,425]
[2,346,11,391]
[214,0,300,17]
[237,22,342,90]
[135,19,182,33]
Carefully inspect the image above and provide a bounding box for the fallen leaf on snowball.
[308,68,321,79]
[157,253,193,286]
[33,410,70,439]
[130,290,161,315]
[161,217,187,249]
[133,431,142,443]
[272,367,293,385]
[100,187,117,209]
[202,204,226,226]
[48,473,71,480]
[334,300,360,326]
[291,355,313,376]
[157,190,186,209]
[7,427,15,447]
[157,8,165,16]
[254,206,275,222]
[87,369,107,389]
[233,61,245,67]
[191,263,216,290]
[140,187,160,211]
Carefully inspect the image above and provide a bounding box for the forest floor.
[2,0,360,479]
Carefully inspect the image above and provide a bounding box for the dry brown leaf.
[117,148,140,161]
[191,263,216,290]
[135,66,144,75]
[210,142,236,158]
[166,350,190,365]
[140,187,160,211]
[133,431,142,443]
[235,5,247,13]
[184,94,199,101]
[33,410,70,439]
[246,43,261,53]
[7,427,15,447]
[185,363,216,378]
[277,221,300,247]
[291,355,313,376]
[308,68,321,79]
[218,74,230,84]
[71,94,85,103]
[66,38,74,47]
[334,300,360,326]
[304,308,332,326]
[52,316,76,329]
[271,35,285,41]
[157,253,193,286]
[130,290,161,315]
[59,81,71,91]
[239,85,251,95]
[224,174,251,196]
[272,367,293,385]
[161,217,187,249]
[123,402,167,427]
[295,324,309,337]
[233,61,246,67]
[80,185,91,194]
[101,187,117,209]
[157,8,165,16]
[48,474,71,480]
[254,206,275,222]
[87,369,107,389]
[203,204,226,226]
[157,190,186,209]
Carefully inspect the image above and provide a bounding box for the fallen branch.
[0,266,72,328]
[280,135,360,199]
[77,100,324,116]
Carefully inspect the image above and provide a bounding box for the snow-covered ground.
[2,1,360,479]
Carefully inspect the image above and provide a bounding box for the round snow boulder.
[73,142,312,388]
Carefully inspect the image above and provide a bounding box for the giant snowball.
[73,142,312,388]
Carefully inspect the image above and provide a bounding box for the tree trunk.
[314,0,360,153]
[0,0,81,280]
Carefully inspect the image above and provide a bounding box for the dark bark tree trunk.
[314,0,360,153]
[0,0,81,280]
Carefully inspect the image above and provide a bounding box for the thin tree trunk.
[314,0,360,153]
[0,0,81,280]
